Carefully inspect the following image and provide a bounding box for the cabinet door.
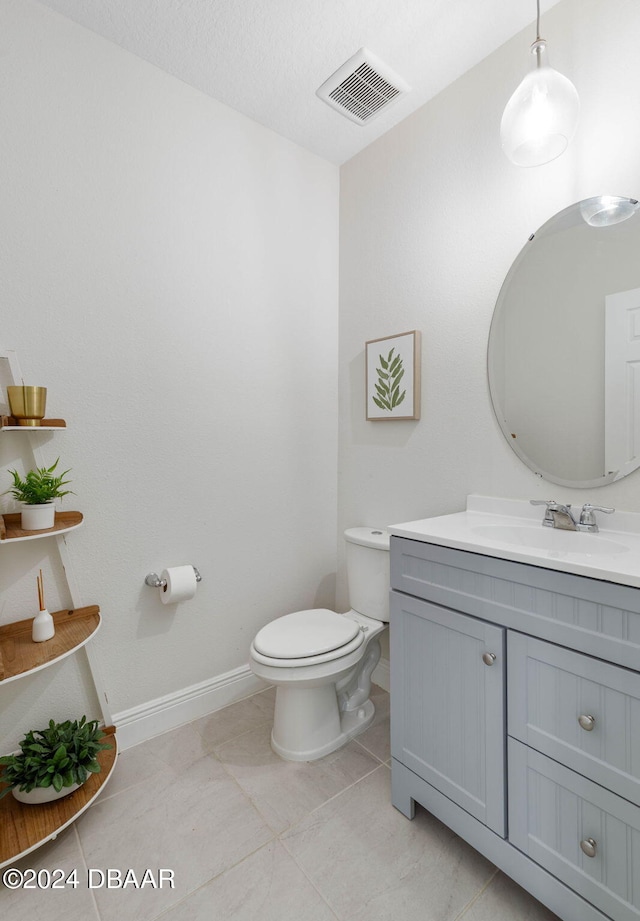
[391,592,506,836]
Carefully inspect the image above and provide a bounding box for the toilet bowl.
[249,527,390,761]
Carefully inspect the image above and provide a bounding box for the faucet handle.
[579,503,615,528]
[530,499,557,508]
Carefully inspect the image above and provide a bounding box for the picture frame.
[365,330,421,421]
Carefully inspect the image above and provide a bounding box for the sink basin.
[389,496,640,587]
[471,524,629,558]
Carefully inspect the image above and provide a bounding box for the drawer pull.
[482,652,497,666]
[580,837,597,858]
[578,714,596,732]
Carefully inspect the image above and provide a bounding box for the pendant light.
[580,196,640,227]
[501,0,579,167]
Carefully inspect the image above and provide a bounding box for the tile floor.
[2,686,560,921]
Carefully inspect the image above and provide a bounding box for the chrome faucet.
[530,500,615,532]
[550,503,578,531]
[530,500,577,530]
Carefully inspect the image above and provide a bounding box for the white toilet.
[249,527,390,761]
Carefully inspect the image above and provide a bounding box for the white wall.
[338,0,640,612]
[0,0,339,752]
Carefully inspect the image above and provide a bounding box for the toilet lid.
[253,609,360,659]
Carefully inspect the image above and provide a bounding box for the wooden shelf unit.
[0,511,83,542]
[0,349,114,868]
[0,607,101,684]
[0,730,117,869]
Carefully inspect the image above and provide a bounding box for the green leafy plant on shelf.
[5,458,73,505]
[0,717,111,799]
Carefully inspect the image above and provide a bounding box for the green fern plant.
[372,347,406,412]
[0,717,110,798]
[5,458,73,505]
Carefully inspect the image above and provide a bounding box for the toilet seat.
[251,609,365,668]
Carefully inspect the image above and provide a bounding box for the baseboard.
[113,665,267,751]
[373,655,390,692]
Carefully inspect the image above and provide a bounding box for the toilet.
[249,527,390,761]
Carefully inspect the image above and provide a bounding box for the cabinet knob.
[580,837,597,858]
[482,652,497,666]
[578,714,596,732]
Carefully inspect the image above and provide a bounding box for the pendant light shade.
[501,15,579,167]
[580,196,640,227]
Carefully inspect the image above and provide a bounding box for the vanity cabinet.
[391,535,640,921]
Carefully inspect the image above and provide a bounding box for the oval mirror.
[488,196,640,488]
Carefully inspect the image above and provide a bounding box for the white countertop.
[390,495,640,589]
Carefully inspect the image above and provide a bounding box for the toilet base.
[271,695,375,762]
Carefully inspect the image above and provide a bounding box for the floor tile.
[216,724,380,834]
[105,688,276,801]
[75,752,273,921]
[159,841,338,921]
[458,871,561,921]
[191,688,276,752]
[0,827,99,921]
[102,722,207,800]
[281,766,495,921]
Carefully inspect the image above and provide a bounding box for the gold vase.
[7,386,47,426]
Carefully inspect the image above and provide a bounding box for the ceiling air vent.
[316,48,410,125]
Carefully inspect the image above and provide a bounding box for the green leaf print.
[374,347,406,413]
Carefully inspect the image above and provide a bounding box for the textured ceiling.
[36,0,564,164]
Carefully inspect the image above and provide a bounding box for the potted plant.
[0,717,111,804]
[5,458,73,530]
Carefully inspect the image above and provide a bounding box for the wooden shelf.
[0,417,66,431]
[0,606,101,684]
[0,730,117,869]
[0,511,83,542]
[0,416,67,432]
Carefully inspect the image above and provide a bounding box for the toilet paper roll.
[160,566,197,604]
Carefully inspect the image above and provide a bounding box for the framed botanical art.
[365,330,421,421]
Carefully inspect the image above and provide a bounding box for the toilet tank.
[344,527,390,622]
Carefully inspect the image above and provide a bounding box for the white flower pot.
[12,781,82,804]
[20,503,55,531]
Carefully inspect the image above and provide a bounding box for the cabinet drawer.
[391,536,640,671]
[509,739,640,921]
[509,632,640,805]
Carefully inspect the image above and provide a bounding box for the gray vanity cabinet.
[390,592,506,835]
[390,535,640,921]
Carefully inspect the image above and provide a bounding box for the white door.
[604,287,640,479]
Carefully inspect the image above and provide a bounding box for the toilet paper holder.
[145,566,202,588]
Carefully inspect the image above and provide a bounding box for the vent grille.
[317,48,410,125]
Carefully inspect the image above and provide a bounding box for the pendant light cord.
[533,0,543,68]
